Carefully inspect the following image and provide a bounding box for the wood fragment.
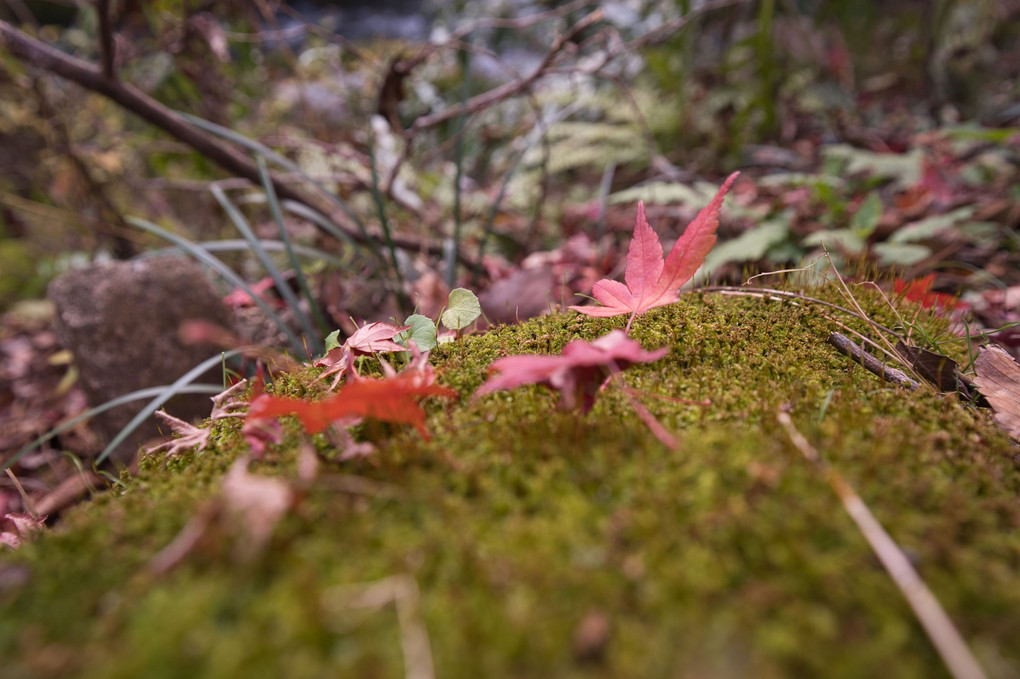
[827,332,919,389]
[777,411,989,679]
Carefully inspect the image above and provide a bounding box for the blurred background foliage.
[0,0,1017,316]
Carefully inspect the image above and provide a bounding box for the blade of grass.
[3,384,223,472]
[446,42,472,290]
[140,238,348,269]
[595,161,616,240]
[210,183,321,354]
[473,103,578,285]
[472,143,529,286]
[96,351,242,464]
[176,111,380,261]
[257,155,330,337]
[127,216,306,354]
[366,137,404,293]
[281,200,359,250]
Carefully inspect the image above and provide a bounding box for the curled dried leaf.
[972,344,1020,441]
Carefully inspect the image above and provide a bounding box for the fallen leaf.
[972,344,1020,441]
[314,321,410,389]
[145,410,211,459]
[344,321,412,355]
[242,413,284,458]
[474,330,668,413]
[210,379,250,420]
[149,455,293,571]
[248,371,457,440]
[570,173,738,323]
[894,274,959,312]
[1,512,46,550]
[221,456,294,560]
[895,341,971,398]
[440,288,482,331]
[222,275,284,309]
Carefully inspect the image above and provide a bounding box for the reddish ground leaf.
[344,322,411,355]
[223,275,282,309]
[145,410,212,459]
[474,330,668,413]
[570,172,738,323]
[894,274,959,312]
[1,512,46,550]
[247,372,457,440]
[313,321,410,389]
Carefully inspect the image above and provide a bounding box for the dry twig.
[826,332,920,390]
[777,410,988,679]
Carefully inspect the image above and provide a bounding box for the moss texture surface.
[2,291,1019,678]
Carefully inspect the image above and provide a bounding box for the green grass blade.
[176,111,377,252]
[280,200,359,250]
[96,351,242,464]
[366,140,404,291]
[447,43,473,290]
[126,216,306,354]
[3,384,223,472]
[257,155,330,337]
[140,239,348,269]
[210,184,321,354]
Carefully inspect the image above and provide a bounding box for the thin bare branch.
[406,8,605,134]
[448,0,594,37]
[0,18,468,264]
[624,0,748,52]
[826,332,920,389]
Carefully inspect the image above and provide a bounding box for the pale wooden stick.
[777,411,988,679]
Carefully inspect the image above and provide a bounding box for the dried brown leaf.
[972,344,1020,441]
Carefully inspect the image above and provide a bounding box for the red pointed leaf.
[623,202,664,309]
[474,330,668,413]
[655,172,738,300]
[569,172,738,319]
[344,321,410,355]
[248,373,457,440]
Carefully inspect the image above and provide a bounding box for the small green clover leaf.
[441,288,481,331]
[396,314,438,351]
[323,330,342,352]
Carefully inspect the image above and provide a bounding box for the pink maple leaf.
[474,330,668,413]
[1,512,46,549]
[344,322,412,355]
[570,172,738,328]
[223,275,284,309]
[314,321,410,389]
[145,410,212,459]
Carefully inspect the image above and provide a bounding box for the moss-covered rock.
[2,290,1018,679]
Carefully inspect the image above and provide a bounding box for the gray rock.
[48,258,233,464]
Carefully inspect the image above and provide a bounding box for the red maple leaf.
[247,371,457,441]
[894,274,959,312]
[474,330,668,413]
[570,172,738,327]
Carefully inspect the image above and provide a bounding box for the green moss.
[2,290,1018,678]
